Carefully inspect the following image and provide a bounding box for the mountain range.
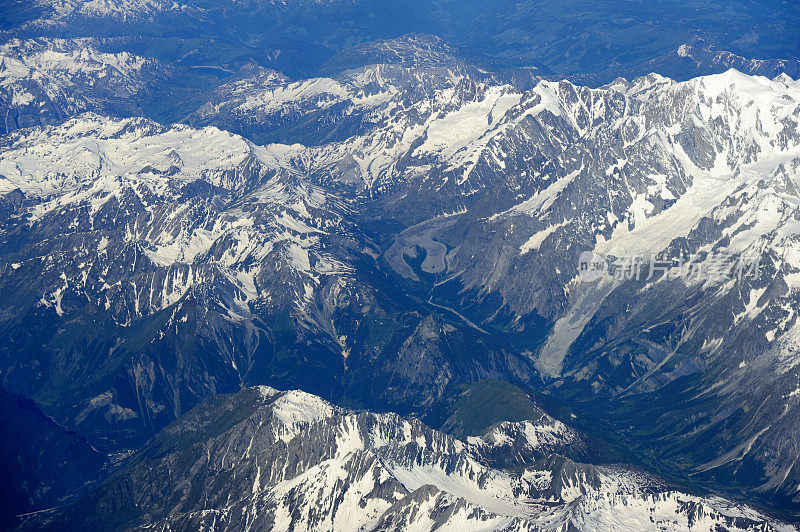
[2,2,800,530]
[20,386,795,531]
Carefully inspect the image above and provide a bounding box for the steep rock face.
[253,69,800,511]
[0,113,373,449]
[37,387,795,531]
[1,0,799,523]
[435,72,800,511]
[267,68,799,327]
[4,63,800,517]
[0,113,537,451]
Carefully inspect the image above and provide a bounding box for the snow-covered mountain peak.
[0,114,265,198]
[624,69,800,137]
[29,0,189,25]
[0,38,152,77]
[37,386,794,531]
[256,67,799,212]
[270,388,338,431]
[1,38,165,135]
[0,111,369,344]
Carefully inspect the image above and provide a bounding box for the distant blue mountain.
[4,0,798,81]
